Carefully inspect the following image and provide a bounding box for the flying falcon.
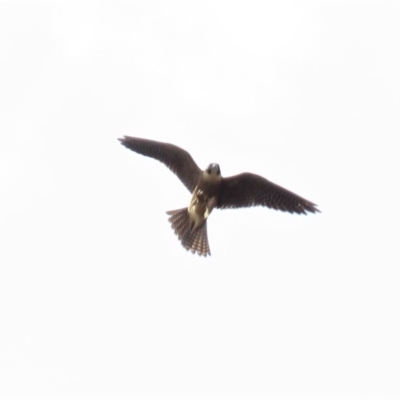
[119,136,319,256]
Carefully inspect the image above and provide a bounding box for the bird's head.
[205,163,221,176]
[203,163,222,182]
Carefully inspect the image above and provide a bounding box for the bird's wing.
[217,173,319,214]
[119,136,201,193]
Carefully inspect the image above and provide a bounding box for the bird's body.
[119,136,319,256]
[166,165,221,255]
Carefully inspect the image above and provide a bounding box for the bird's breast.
[188,186,218,228]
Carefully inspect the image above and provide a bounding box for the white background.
[1,0,399,397]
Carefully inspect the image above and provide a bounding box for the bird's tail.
[166,208,211,257]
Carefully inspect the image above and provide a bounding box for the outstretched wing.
[217,173,319,214]
[119,136,201,193]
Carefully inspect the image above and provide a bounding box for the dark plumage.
[119,136,319,256]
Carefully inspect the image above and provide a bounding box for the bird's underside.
[119,136,320,256]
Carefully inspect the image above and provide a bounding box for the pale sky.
[1,1,399,397]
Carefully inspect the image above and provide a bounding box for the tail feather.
[167,208,211,257]
[184,224,210,256]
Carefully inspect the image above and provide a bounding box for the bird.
[119,136,319,257]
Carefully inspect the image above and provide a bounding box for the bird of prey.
[119,136,319,256]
